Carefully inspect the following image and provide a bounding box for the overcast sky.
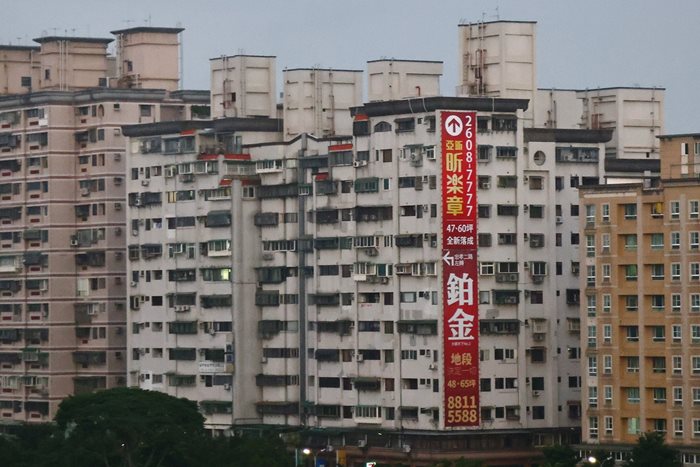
[5,0,699,133]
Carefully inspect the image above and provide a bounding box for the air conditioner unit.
[115,227,122,236]
[366,248,378,256]
[223,383,231,391]
[481,182,491,189]
[358,440,367,448]
[70,236,78,247]
[262,252,274,261]
[80,187,90,196]
[403,445,411,453]
[114,203,122,211]
[532,390,541,397]
[130,281,137,287]
[114,251,123,260]
[141,179,150,187]
[261,356,268,363]
[380,277,389,284]
[356,354,364,362]
[353,160,367,168]
[428,363,438,370]
[556,216,563,224]
[114,153,121,161]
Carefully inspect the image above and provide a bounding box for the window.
[529,205,544,218]
[694,420,700,438]
[585,204,595,224]
[586,295,597,316]
[601,234,610,252]
[625,264,638,281]
[588,356,597,376]
[691,232,700,250]
[691,200,700,219]
[671,231,680,249]
[651,326,665,341]
[692,263,700,281]
[673,355,682,374]
[627,356,640,373]
[673,387,683,405]
[669,200,680,220]
[603,355,612,374]
[624,204,637,219]
[602,203,610,221]
[652,357,666,373]
[693,294,700,312]
[694,356,700,375]
[604,416,613,435]
[694,388,700,406]
[586,265,596,286]
[672,325,682,342]
[602,294,611,312]
[624,234,638,250]
[626,326,639,342]
[603,324,612,343]
[671,263,681,281]
[602,264,611,282]
[627,387,640,403]
[651,388,666,404]
[626,295,638,311]
[650,233,664,249]
[672,293,681,312]
[588,387,598,407]
[586,235,595,257]
[589,417,599,439]
[693,326,700,343]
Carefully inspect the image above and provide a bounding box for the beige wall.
[36,39,110,91]
[0,47,40,95]
[366,59,442,102]
[114,30,181,91]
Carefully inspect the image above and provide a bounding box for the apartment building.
[116,18,672,466]
[122,118,280,432]
[0,27,208,422]
[580,133,700,465]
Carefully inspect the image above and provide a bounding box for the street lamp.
[588,455,614,467]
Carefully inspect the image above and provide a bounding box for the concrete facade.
[0,26,208,422]
[579,134,700,464]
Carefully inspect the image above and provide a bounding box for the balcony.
[256,401,298,416]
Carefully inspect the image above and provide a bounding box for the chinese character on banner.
[446,272,474,306]
[447,308,475,341]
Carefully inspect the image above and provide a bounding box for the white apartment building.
[120,18,668,466]
[123,118,280,431]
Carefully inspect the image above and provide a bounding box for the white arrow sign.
[443,251,455,266]
[444,115,463,136]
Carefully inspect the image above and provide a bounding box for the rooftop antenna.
[493,5,500,20]
[122,19,134,28]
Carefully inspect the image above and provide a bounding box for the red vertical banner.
[440,111,479,428]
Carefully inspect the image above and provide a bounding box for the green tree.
[54,387,207,467]
[624,432,681,467]
[541,444,579,467]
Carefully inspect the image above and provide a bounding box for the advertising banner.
[440,111,479,428]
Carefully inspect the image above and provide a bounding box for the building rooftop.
[458,20,537,26]
[658,133,700,140]
[0,45,40,51]
[524,128,613,144]
[351,96,529,117]
[33,36,113,44]
[110,26,184,35]
[366,58,443,64]
[122,117,283,137]
[209,54,276,61]
[284,67,362,73]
